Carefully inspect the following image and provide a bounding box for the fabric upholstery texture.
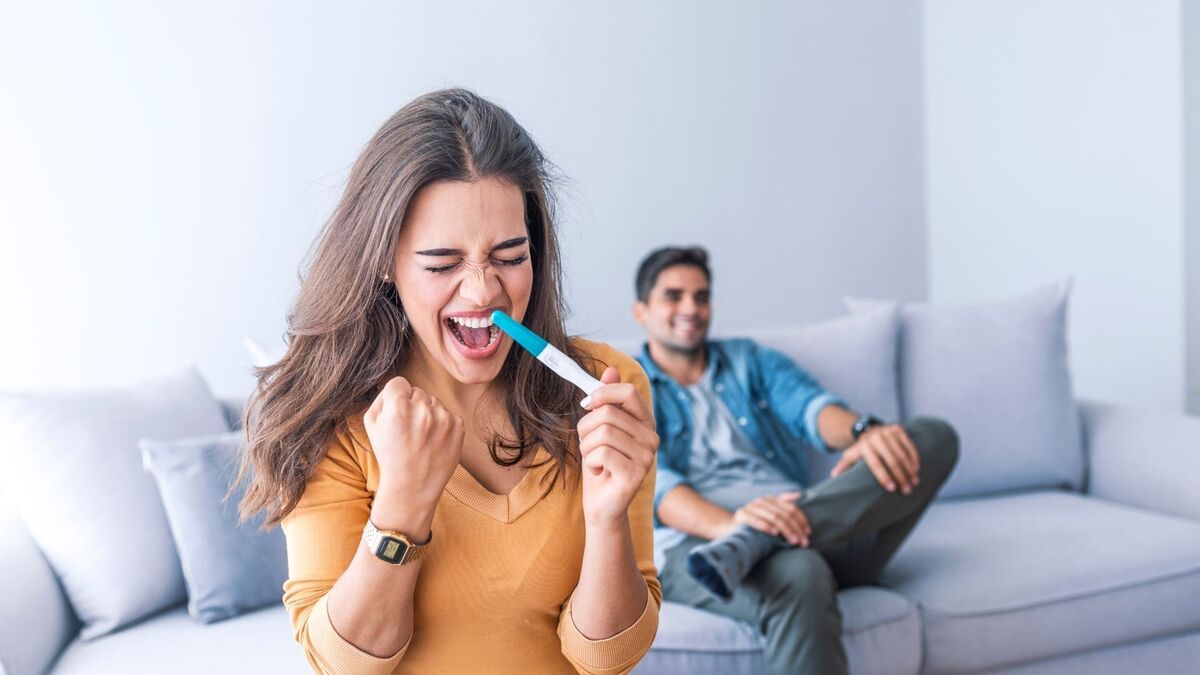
[847,281,1084,499]
[0,490,79,675]
[140,432,288,624]
[0,368,228,639]
[635,586,921,675]
[49,604,308,674]
[880,490,1200,673]
[1082,399,1200,521]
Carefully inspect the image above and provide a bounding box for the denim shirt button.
[737,416,748,426]
[757,400,769,409]
[766,451,775,459]
[715,383,724,392]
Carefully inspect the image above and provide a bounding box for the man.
[632,246,959,675]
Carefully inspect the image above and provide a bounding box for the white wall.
[0,1,928,398]
[1187,0,1200,415]
[923,0,1186,411]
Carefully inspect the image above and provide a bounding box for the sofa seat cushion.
[51,604,306,674]
[881,490,1200,674]
[637,587,921,675]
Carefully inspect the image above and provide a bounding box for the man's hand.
[831,423,920,494]
[727,491,810,546]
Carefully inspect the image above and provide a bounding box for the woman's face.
[392,177,533,385]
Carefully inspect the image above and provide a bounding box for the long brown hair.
[235,88,589,528]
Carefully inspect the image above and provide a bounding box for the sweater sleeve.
[556,343,663,674]
[280,428,409,674]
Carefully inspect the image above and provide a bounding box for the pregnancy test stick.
[491,310,603,397]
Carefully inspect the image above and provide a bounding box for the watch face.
[378,536,409,563]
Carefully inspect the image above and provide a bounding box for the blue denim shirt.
[636,339,846,526]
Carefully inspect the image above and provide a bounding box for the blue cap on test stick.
[490,310,547,357]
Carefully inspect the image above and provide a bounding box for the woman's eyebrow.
[415,237,529,257]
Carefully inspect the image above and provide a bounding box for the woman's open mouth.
[443,314,502,360]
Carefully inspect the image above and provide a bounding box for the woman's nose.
[459,263,499,305]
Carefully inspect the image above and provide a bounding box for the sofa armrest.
[1082,399,1200,521]
[0,491,78,675]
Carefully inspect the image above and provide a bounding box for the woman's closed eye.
[424,254,528,275]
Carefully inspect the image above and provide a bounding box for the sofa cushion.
[0,490,79,675]
[638,587,921,675]
[50,603,307,674]
[847,281,1084,498]
[880,490,1200,673]
[983,630,1200,675]
[0,368,228,639]
[140,432,288,624]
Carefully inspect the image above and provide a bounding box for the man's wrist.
[713,513,736,540]
[850,413,885,442]
[701,509,737,540]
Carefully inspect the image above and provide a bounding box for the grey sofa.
[642,401,1200,674]
[3,318,1200,674]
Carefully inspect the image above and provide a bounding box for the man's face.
[633,264,711,355]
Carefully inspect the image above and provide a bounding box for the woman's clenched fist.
[363,376,465,513]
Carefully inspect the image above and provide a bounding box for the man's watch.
[851,413,885,441]
[363,519,432,565]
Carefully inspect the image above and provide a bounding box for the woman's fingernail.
[580,396,592,409]
[887,483,896,492]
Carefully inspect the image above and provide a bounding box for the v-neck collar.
[444,447,557,523]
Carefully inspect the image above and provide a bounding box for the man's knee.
[752,549,838,609]
[906,416,960,478]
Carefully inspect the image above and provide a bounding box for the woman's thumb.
[600,366,620,385]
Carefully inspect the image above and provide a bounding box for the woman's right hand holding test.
[363,376,464,538]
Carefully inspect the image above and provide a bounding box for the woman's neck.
[397,350,505,437]
[402,366,483,417]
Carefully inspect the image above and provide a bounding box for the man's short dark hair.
[634,246,711,302]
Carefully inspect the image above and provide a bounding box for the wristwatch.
[851,413,885,441]
[362,519,432,565]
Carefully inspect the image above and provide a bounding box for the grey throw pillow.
[847,281,1084,499]
[140,432,287,623]
[0,368,228,639]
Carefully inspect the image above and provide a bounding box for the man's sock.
[685,525,785,601]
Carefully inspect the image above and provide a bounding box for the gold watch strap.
[363,519,432,565]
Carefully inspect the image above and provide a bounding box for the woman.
[236,89,661,674]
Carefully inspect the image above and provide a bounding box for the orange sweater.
[281,339,661,674]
